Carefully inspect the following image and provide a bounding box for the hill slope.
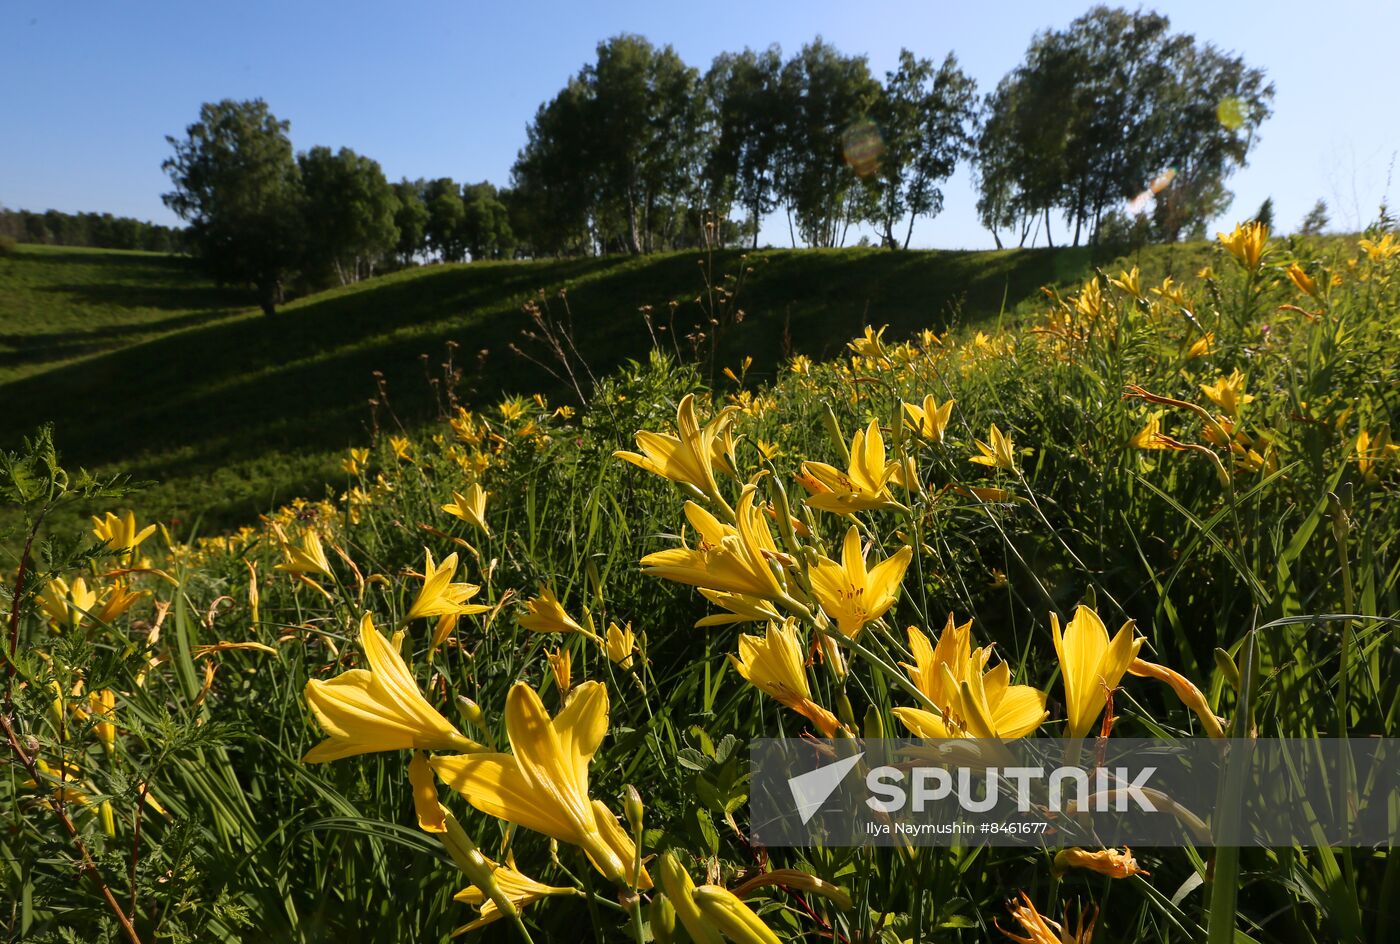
[1,240,1212,533]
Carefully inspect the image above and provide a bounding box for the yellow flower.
[809,526,911,638]
[1217,220,1268,272]
[800,419,902,513]
[898,616,973,706]
[893,621,1046,740]
[89,689,116,753]
[518,586,591,638]
[999,893,1097,944]
[1199,369,1254,416]
[91,511,156,553]
[547,648,572,695]
[38,577,100,628]
[1358,232,1399,261]
[970,424,1017,470]
[615,393,736,504]
[408,751,447,833]
[275,529,334,579]
[1053,846,1148,879]
[1129,411,1168,450]
[302,614,480,762]
[404,549,488,622]
[1051,605,1143,739]
[730,621,839,737]
[691,885,783,944]
[605,622,635,668]
[440,484,490,535]
[1128,658,1224,738]
[389,435,412,461]
[847,324,889,360]
[1286,262,1320,299]
[756,439,782,461]
[1108,267,1142,298]
[694,589,784,628]
[1185,331,1215,359]
[1357,427,1399,483]
[429,681,651,889]
[341,447,370,476]
[903,395,955,443]
[641,486,790,603]
[453,859,577,934]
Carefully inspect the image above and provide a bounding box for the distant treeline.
[0,207,188,253]
[157,4,1275,314]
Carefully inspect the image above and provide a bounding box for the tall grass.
[3,224,1397,942]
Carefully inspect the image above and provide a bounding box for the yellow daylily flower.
[1217,220,1268,272]
[903,395,955,443]
[453,859,577,934]
[1285,262,1320,299]
[389,435,412,461]
[404,549,488,622]
[408,751,447,833]
[847,324,889,360]
[341,447,370,476]
[899,616,974,706]
[1128,658,1224,738]
[518,586,592,638]
[303,614,480,762]
[1357,427,1399,483]
[1185,331,1215,359]
[800,419,902,513]
[91,511,156,553]
[547,648,571,695]
[730,621,840,737]
[1108,267,1142,298]
[657,853,783,944]
[999,893,1097,944]
[89,689,116,753]
[641,486,790,603]
[441,483,491,534]
[275,529,334,579]
[894,646,1046,740]
[614,393,736,504]
[1053,846,1149,879]
[38,577,100,628]
[694,589,784,628]
[1358,232,1399,261]
[1129,411,1168,450]
[809,526,911,638]
[605,622,635,668]
[429,681,651,889]
[1199,369,1254,416]
[970,424,1017,470]
[1051,605,1143,739]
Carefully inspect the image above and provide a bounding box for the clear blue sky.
[4,0,1396,250]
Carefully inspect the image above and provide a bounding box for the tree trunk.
[988,227,1004,251]
[750,201,760,250]
[903,212,917,251]
[1043,208,1055,249]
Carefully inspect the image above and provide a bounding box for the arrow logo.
[787,751,865,824]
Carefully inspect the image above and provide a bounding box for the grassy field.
[0,239,1210,535]
[4,225,1395,942]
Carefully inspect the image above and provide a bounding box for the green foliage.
[0,240,1217,539]
[162,99,305,315]
[0,208,185,253]
[976,6,1275,247]
[297,146,399,286]
[5,227,1396,941]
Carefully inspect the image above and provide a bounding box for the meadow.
[2,225,1397,943]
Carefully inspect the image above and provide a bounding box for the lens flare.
[841,119,884,178]
[1216,97,1245,131]
[1127,168,1177,215]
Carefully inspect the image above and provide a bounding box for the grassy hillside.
[0,244,248,383]
[1,240,1213,534]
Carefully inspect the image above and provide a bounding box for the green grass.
[0,244,248,384]
[0,240,1214,535]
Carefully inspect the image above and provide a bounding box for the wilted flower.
[1053,847,1148,879]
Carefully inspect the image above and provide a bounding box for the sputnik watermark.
[749,738,1400,847]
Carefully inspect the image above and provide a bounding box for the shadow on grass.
[5,244,1127,531]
